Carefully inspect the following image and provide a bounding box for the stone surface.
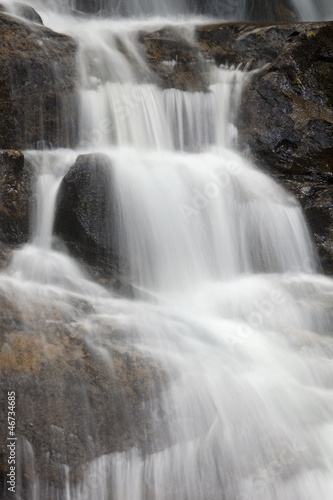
[0,12,77,150]
[234,22,333,272]
[0,291,168,497]
[13,3,44,24]
[54,153,131,289]
[237,23,333,178]
[193,0,296,20]
[279,180,333,274]
[0,149,33,246]
[139,28,210,92]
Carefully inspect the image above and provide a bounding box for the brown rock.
[0,149,33,245]
[139,28,210,92]
[0,291,168,496]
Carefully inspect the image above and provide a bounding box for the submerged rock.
[0,291,168,496]
[0,149,33,246]
[0,12,77,150]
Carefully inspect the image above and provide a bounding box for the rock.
[139,28,209,92]
[193,0,297,21]
[75,0,101,14]
[234,22,333,272]
[0,12,77,150]
[13,3,44,24]
[139,21,304,92]
[237,23,333,178]
[54,154,129,287]
[279,180,333,274]
[0,291,168,496]
[196,22,305,68]
[0,150,33,245]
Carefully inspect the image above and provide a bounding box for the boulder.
[237,23,333,178]
[139,27,210,92]
[9,3,44,24]
[0,12,77,150]
[0,149,33,246]
[279,181,333,274]
[54,154,129,288]
[0,291,168,497]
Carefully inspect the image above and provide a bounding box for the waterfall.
[1,2,333,500]
[4,0,333,20]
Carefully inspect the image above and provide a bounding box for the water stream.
[1,1,333,499]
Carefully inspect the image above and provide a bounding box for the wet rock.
[139,28,209,92]
[74,0,102,14]
[234,22,333,272]
[193,0,296,21]
[13,3,44,24]
[237,23,333,178]
[0,149,33,245]
[196,22,305,68]
[140,21,303,92]
[278,180,333,274]
[0,292,168,497]
[54,154,129,287]
[0,12,77,150]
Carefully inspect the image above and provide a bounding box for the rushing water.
[4,0,333,20]
[1,1,333,499]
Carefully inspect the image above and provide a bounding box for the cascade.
[4,0,333,20]
[0,1,333,500]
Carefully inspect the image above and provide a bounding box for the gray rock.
[13,3,44,24]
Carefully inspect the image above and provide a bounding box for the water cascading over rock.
[0,1,333,500]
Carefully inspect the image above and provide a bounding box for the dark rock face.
[0,12,77,150]
[139,28,209,92]
[281,181,333,273]
[0,149,33,246]
[234,22,333,272]
[0,292,168,498]
[196,22,305,68]
[54,154,129,287]
[238,23,333,178]
[193,0,296,21]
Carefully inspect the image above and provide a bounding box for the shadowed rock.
[0,149,33,246]
[54,154,131,290]
[0,12,77,150]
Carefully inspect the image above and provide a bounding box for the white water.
[4,0,333,20]
[1,2,333,500]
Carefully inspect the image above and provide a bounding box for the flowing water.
[1,1,333,499]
